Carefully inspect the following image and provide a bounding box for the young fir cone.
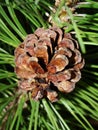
[49,0,79,24]
[14,27,84,102]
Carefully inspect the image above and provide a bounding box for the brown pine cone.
[14,27,84,102]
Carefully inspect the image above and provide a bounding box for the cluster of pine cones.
[15,27,84,102]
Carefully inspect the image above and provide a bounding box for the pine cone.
[49,0,79,25]
[55,0,79,7]
[15,27,84,102]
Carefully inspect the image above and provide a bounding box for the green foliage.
[0,0,98,130]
